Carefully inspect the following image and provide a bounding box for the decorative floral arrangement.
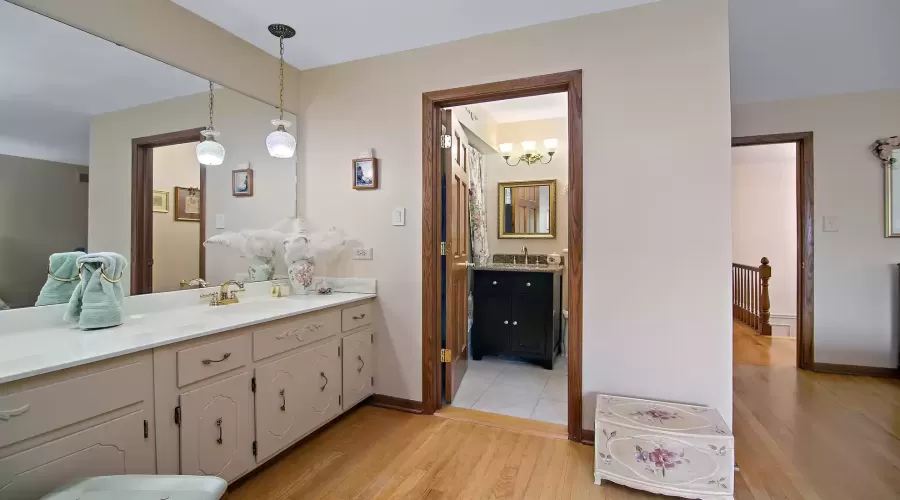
[204,227,286,280]
[280,217,360,294]
[871,136,899,168]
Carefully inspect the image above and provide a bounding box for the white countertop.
[0,292,375,385]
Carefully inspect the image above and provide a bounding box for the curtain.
[467,146,490,265]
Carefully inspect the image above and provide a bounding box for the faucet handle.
[200,292,220,306]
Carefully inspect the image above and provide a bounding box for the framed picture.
[174,187,201,222]
[353,157,378,190]
[152,190,169,213]
[232,166,253,197]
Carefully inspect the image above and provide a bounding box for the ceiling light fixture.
[499,138,558,166]
[196,80,225,166]
[265,23,297,159]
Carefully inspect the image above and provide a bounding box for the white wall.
[731,144,797,329]
[733,89,900,368]
[0,154,88,308]
[152,143,200,293]
[90,87,297,291]
[296,0,733,427]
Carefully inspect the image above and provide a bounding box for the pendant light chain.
[208,80,215,130]
[278,35,285,121]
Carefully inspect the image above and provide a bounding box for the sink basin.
[204,300,288,315]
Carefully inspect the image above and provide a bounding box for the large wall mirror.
[873,136,900,237]
[0,2,298,310]
[498,180,557,239]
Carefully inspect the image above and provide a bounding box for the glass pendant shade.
[521,141,537,152]
[499,143,513,154]
[196,129,225,166]
[266,119,296,158]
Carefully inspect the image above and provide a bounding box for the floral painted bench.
[594,395,734,500]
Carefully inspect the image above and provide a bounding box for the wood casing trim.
[366,394,424,414]
[581,428,595,446]
[421,71,584,442]
[131,128,205,295]
[813,363,900,378]
[732,132,815,370]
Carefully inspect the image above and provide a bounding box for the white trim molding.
[768,314,797,338]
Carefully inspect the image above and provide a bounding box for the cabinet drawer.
[512,273,552,297]
[176,335,250,387]
[253,309,340,361]
[475,271,512,295]
[341,303,372,332]
[0,359,150,448]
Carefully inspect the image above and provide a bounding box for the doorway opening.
[731,133,814,370]
[131,128,206,295]
[421,71,585,442]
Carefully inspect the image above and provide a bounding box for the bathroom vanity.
[471,264,562,369]
[0,286,376,499]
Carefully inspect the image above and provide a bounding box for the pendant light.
[196,81,225,166]
[266,23,297,159]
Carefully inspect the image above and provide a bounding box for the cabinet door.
[0,410,153,500]
[255,351,307,462]
[179,372,253,482]
[303,339,342,430]
[473,294,510,357]
[342,330,374,410]
[510,297,548,356]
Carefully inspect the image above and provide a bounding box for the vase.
[288,259,316,294]
[248,258,274,282]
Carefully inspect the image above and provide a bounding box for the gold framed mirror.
[498,179,557,239]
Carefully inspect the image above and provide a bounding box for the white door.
[304,339,342,430]
[179,372,253,482]
[342,329,374,410]
[0,411,153,500]
[255,350,307,462]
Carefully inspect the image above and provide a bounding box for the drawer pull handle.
[279,389,286,411]
[202,352,231,365]
[215,418,223,444]
[513,321,518,326]
[357,355,365,373]
[320,372,328,391]
[353,313,366,320]
[526,282,531,287]
[492,281,497,285]
[0,404,30,421]
[504,320,508,325]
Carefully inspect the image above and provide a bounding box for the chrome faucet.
[180,278,209,289]
[200,280,245,306]
[522,245,529,265]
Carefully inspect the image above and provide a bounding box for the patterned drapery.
[467,146,490,265]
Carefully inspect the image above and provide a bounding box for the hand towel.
[65,252,127,330]
[35,251,85,306]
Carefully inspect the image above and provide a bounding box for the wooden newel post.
[758,257,772,336]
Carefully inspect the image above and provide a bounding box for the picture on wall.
[152,190,169,213]
[353,157,378,190]
[174,187,201,222]
[232,166,254,197]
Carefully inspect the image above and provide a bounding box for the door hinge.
[440,348,451,363]
[440,242,446,256]
[440,134,452,149]
[174,406,181,426]
[251,377,256,393]
[338,345,342,357]
[143,419,149,439]
[252,440,258,457]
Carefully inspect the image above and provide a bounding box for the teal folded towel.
[65,252,127,330]
[35,252,85,306]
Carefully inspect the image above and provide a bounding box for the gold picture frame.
[152,190,169,213]
[174,186,201,222]
[497,179,557,239]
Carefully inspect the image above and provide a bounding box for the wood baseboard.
[581,428,594,446]
[366,394,424,414]
[814,362,900,378]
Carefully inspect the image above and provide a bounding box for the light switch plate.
[353,248,374,260]
[392,207,405,226]
[823,216,839,232]
[215,214,225,229]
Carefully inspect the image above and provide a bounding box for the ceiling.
[477,93,568,124]
[0,1,208,165]
[174,0,900,105]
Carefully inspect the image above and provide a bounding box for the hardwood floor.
[228,321,900,499]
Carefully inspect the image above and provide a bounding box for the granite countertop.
[473,263,564,273]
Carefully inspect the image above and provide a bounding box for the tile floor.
[450,355,567,424]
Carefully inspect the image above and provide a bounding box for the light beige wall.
[297,0,733,427]
[90,88,298,291]
[486,117,568,257]
[152,143,200,293]
[734,89,900,368]
[0,154,88,308]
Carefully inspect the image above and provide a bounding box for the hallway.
[228,323,900,499]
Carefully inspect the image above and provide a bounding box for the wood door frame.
[131,127,206,295]
[421,70,584,442]
[732,132,815,370]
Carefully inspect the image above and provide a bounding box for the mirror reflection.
[498,180,557,238]
[0,2,297,310]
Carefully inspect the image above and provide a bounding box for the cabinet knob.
[492,281,498,285]
[504,320,509,325]
[526,282,531,287]
[513,321,518,326]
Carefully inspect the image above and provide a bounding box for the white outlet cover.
[353,248,374,260]
[823,216,839,232]
[215,214,225,229]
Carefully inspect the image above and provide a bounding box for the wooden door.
[304,339,342,429]
[0,411,153,500]
[342,329,374,410]
[254,351,306,462]
[443,110,470,404]
[179,371,253,482]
